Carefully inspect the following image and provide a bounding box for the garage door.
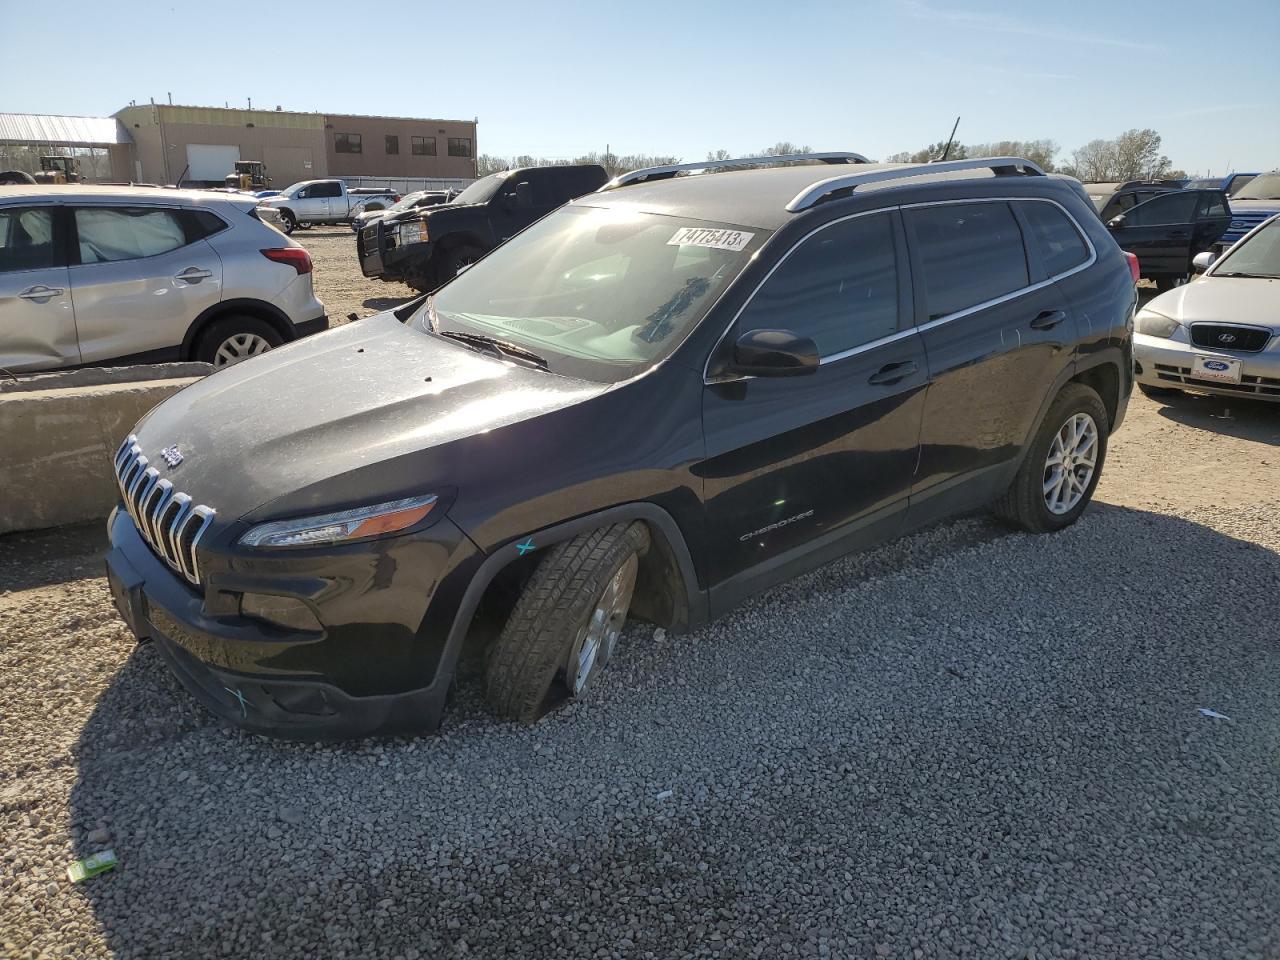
[185,144,240,183]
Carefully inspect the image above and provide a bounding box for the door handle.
[867,360,918,386]
[18,285,63,301]
[1168,230,1188,239]
[1030,310,1068,330]
[175,268,213,282]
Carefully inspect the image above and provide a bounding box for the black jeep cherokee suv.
[106,152,1135,739]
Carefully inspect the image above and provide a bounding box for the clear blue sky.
[5,0,1278,174]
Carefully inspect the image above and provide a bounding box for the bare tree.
[1111,128,1171,181]
[1070,139,1118,182]
[966,139,1058,172]
[760,141,813,157]
[885,141,969,164]
[706,149,733,161]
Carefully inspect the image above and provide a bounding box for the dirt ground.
[294,224,414,326]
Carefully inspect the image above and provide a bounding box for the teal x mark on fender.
[516,538,536,556]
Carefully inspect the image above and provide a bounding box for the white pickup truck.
[257,180,397,234]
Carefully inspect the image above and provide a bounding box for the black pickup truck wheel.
[486,522,650,723]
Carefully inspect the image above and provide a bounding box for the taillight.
[261,247,313,275]
[1123,251,1140,284]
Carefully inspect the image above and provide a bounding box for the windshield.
[387,191,425,213]
[1233,173,1280,201]
[423,204,769,380]
[452,173,507,206]
[1184,179,1218,191]
[1212,216,1280,278]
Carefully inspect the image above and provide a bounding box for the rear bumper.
[1133,332,1280,401]
[291,314,329,339]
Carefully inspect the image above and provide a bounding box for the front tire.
[993,383,1108,534]
[195,315,283,368]
[1155,276,1184,292]
[279,210,297,235]
[486,522,650,723]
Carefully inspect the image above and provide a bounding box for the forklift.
[33,156,82,184]
[224,160,271,191]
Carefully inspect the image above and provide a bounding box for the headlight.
[240,495,438,548]
[398,220,429,245]
[1136,310,1181,339]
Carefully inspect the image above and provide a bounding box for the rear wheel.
[0,170,37,185]
[992,383,1108,534]
[486,522,650,723]
[195,315,283,368]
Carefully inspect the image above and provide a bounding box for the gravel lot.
[2,245,1279,959]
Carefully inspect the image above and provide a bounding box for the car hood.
[1145,276,1280,329]
[131,313,606,521]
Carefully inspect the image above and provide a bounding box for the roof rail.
[601,152,871,191]
[785,156,1046,212]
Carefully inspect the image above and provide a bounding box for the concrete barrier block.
[1,367,209,534]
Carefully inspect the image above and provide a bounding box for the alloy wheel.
[1042,412,1098,515]
[567,554,639,697]
[213,333,273,368]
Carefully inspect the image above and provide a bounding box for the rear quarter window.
[907,202,1029,320]
[1018,201,1089,277]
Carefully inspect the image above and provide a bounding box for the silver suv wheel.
[214,333,273,367]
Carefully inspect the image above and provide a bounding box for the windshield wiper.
[437,330,549,370]
[1214,271,1275,279]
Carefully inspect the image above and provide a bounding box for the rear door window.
[737,211,900,356]
[1125,192,1198,227]
[73,207,188,263]
[1018,201,1090,277]
[0,207,57,273]
[907,202,1029,320]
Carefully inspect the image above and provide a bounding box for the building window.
[412,136,436,156]
[448,137,473,158]
[334,133,362,154]
[385,135,399,155]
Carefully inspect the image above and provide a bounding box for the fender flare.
[181,297,298,358]
[431,502,706,693]
[1014,348,1127,470]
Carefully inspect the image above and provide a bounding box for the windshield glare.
[387,192,425,212]
[425,204,768,378]
[453,173,507,205]
[1233,173,1280,201]
[1213,217,1280,278]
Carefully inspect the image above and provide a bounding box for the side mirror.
[1108,216,1124,229]
[730,329,819,377]
[1192,251,1216,274]
[506,181,533,209]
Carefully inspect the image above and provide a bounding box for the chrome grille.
[113,434,216,585]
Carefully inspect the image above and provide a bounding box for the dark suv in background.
[358,164,608,291]
[1085,179,1184,221]
[1104,188,1231,290]
[106,152,1135,739]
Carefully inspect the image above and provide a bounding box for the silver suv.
[0,185,326,372]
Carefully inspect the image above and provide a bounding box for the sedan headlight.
[398,220,429,245]
[240,495,438,548]
[1136,310,1181,339]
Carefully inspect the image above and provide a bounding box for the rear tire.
[1138,382,1181,400]
[195,315,283,368]
[0,170,37,185]
[992,383,1109,534]
[486,522,650,724]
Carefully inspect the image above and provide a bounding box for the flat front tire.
[486,522,650,723]
[993,383,1109,534]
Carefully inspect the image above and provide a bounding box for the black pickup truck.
[358,164,609,291]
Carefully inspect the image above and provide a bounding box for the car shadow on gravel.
[1153,392,1280,446]
[62,503,1280,959]
[0,521,106,593]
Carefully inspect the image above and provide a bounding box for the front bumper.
[105,505,483,739]
[1133,332,1280,401]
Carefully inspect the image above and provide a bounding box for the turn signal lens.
[241,495,438,548]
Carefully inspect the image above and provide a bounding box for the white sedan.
[1133,213,1280,403]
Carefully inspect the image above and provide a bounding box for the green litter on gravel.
[66,850,117,883]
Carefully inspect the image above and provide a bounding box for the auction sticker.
[667,227,754,251]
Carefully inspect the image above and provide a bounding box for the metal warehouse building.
[0,113,134,181]
[1,105,477,187]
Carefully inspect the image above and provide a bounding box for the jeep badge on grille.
[159,444,184,469]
